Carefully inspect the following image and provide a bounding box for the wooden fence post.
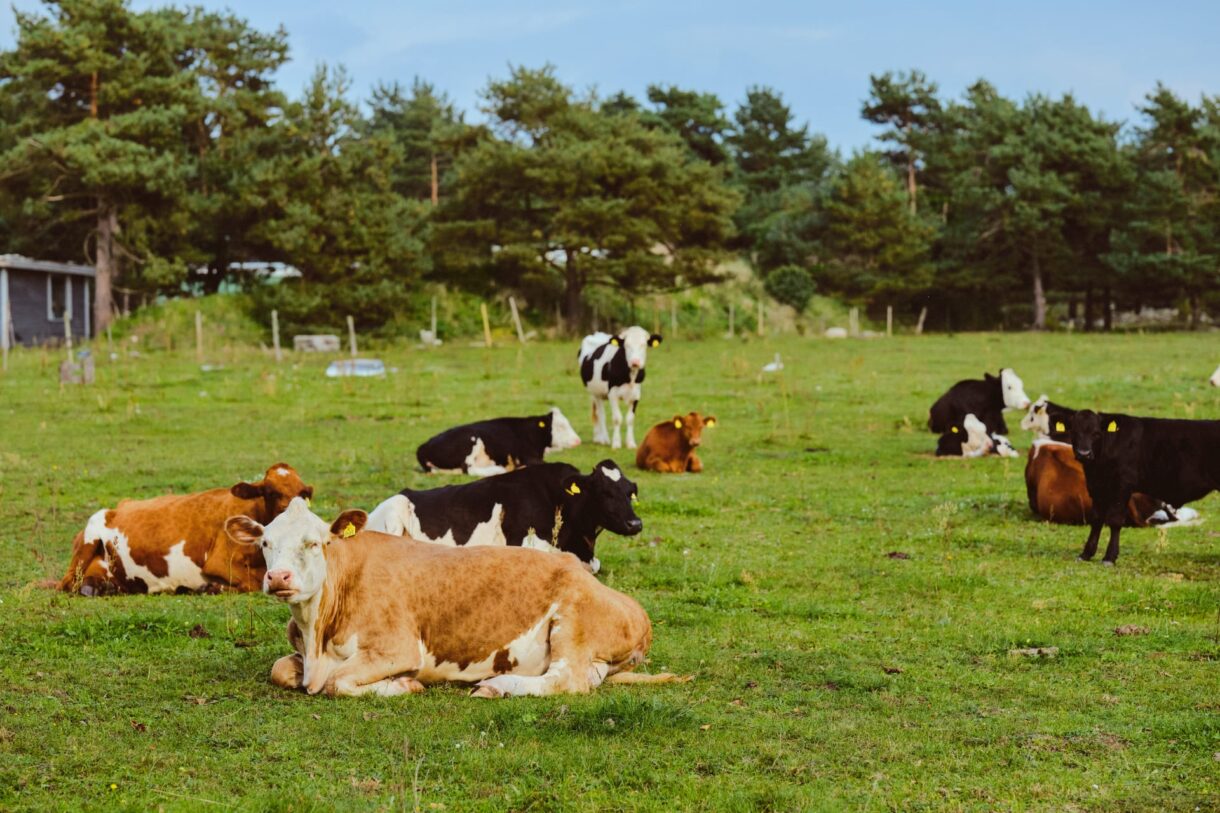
[915,306,928,335]
[670,300,678,338]
[431,296,438,338]
[347,315,357,357]
[480,303,492,347]
[271,309,282,363]
[727,303,734,337]
[65,313,73,361]
[509,296,526,344]
[757,299,765,337]
[195,310,203,363]
[886,305,893,337]
[849,307,859,337]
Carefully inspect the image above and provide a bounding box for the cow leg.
[591,397,610,445]
[625,397,639,449]
[271,655,305,689]
[608,394,625,450]
[319,643,425,697]
[472,657,598,699]
[1079,521,1103,561]
[686,452,703,473]
[1101,526,1122,565]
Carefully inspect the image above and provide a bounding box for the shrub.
[764,265,816,312]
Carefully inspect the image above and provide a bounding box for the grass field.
[1,331,1219,812]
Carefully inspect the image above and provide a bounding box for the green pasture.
[1,332,1218,811]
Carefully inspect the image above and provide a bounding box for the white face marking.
[413,602,558,683]
[255,498,332,603]
[84,510,206,593]
[276,467,290,477]
[1020,396,1049,435]
[1000,368,1031,410]
[1211,364,1220,387]
[600,465,622,482]
[547,408,581,451]
[619,326,651,370]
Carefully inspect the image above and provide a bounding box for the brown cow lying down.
[58,463,313,596]
[1025,440,1197,526]
[636,412,716,473]
[224,500,688,698]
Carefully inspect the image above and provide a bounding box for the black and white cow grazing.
[579,327,663,449]
[415,408,581,477]
[928,368,1031,436]
[366,460,642,574]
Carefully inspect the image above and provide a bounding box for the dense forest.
[2,0,1218,335]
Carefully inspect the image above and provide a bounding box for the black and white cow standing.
[415,408,581,477]
[366,460,642,574]
[928,368,1032,436]
[579,327,663,449]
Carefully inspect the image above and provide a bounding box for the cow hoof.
[79,584,96,597]
[1076,556,1093,563]
[1101,560,1116,567]
[470,684,504,699]
[390,676,426,695]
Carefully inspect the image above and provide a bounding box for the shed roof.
[0,254,95,278]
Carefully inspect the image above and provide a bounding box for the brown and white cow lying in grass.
[225,499,687,698]
[635,412,716,473]
[58,463,313,595]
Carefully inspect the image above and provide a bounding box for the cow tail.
[605,671,693,685]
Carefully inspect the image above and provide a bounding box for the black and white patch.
[415,408,580,476]
[366,460,642,571]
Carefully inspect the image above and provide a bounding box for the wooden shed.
[0,254,95,348]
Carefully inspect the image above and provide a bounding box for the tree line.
[2,0,1217,335]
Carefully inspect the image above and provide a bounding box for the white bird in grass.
[762,353,783,373]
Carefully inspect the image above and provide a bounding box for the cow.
[415,408,580,477]
[579,327,663,449]
[224,501,688,698]
[366,460,641,575]
[636,412,717,473]
[56,463,313,596]
[928,368,1032,436]
[1019,395,1076,443]
[935,413,1016,458]
[1070,410,1220,563]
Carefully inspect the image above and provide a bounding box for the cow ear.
[330,510,368,540]
[984,372,997,381]
[705,416,717,428]
[649,334,663,348]
[225,516,264,546]
[231,481,265,500]
[300,486,315,505]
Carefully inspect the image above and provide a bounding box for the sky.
[2,0,1217,150]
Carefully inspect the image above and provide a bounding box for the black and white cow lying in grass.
[935,414,1018,458]
[415,408,581,476]
[367,460,642,574]
[579,327,663,449]
[928,368,1031,436]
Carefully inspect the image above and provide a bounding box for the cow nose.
[625,518,643,534]
[265,570,294,592]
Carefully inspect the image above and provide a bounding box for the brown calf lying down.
[636,412,716,473]
[225,500,688,698]
[58,463,313,595]
[1025,441,1166,525]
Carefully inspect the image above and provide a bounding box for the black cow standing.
[365,460,642,574]
[928,368,1032,436]
[415,409,581,476]
[1071,410,1220,563]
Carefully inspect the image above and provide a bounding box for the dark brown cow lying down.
[58,463,313,595]
[225,500,688,698]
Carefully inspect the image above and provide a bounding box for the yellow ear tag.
[538,421,546,428]
[630,493,638,502]
[565,483,581,496]
[341,522,356,538]
[1054,421,1066,433]
[706,418,716,427]
[674,418,683,428]
[650,339,659,347]
[950,426,959,434]
[610,338,619,346]
[1107,421,1118,433]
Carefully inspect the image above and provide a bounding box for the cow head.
[230,463,314,521]
[998,368,1031,410]
[1211,364,1220,387]
[613,326,661,372]
[1070,409,1118,463]
[671,412,716,447]
[562,459,643,537]
[225,499,367,603]
[1020,395,1051,436]
[545,407,582,451]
